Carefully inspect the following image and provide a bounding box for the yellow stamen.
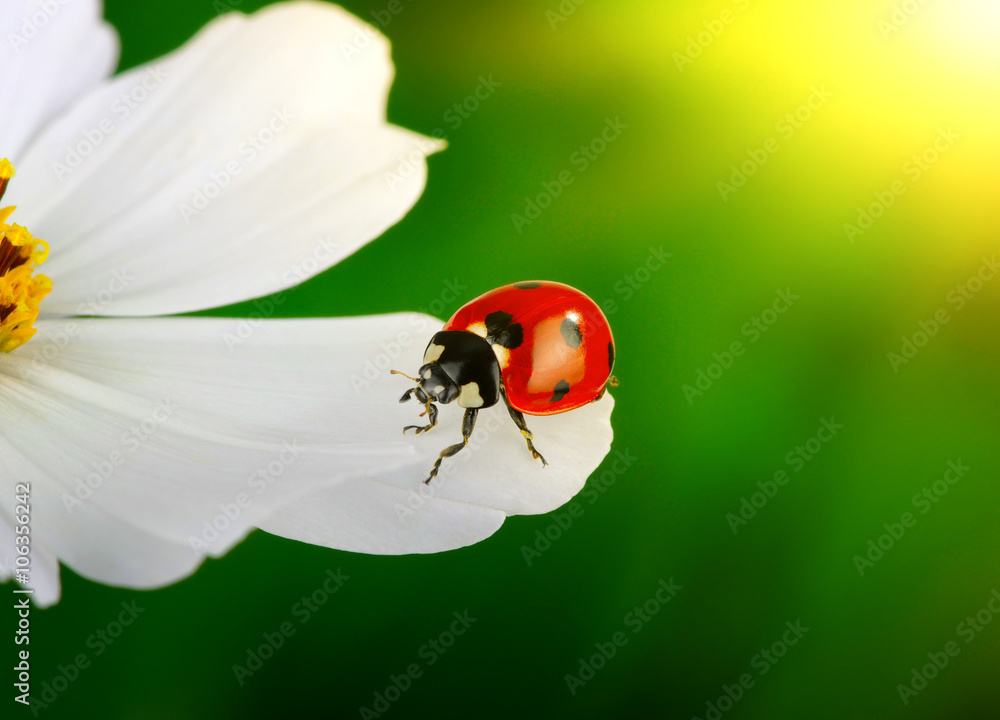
[0,159,51,353]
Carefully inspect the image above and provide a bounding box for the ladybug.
[393,281,615,484]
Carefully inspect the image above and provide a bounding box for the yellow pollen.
[0,159,51,353]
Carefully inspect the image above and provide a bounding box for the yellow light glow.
[920,0,1000,68]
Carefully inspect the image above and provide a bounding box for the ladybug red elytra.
[393,281,616,484]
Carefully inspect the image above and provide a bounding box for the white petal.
[0,315,419,592]
[258,477,508,556]
[241,314,614,553]
[8,1,442,317]
[0,509,61,607]
[0,313,613,597]
[26,536,61,608]
[257,392,616,554]
[0,0,118,161]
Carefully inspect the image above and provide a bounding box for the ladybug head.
[414,361,461,404]
[393,331,501,410]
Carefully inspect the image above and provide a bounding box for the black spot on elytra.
[560,318,582,348]
[608,341,615,371]
[485,311,523,349]
[485,311,513,332]
[514,281,542,289]
[550,379,570,403]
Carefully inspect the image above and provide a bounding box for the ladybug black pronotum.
[393,281,616,484]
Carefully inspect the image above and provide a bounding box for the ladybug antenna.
[391,369,420,383]
[608,376,620,387]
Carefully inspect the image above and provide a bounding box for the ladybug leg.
[402,387,439,434]
[500,389,548,467]
[425,408,478,484]
[404,402,438,435]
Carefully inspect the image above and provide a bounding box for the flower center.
[0,159,51,353]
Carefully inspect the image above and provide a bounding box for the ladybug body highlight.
[394,281,615,484]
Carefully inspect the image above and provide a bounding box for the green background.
[15,0,1000,718]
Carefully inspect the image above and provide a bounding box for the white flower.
[0,0,614,607]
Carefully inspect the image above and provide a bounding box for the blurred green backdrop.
[15,0,1000,718]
